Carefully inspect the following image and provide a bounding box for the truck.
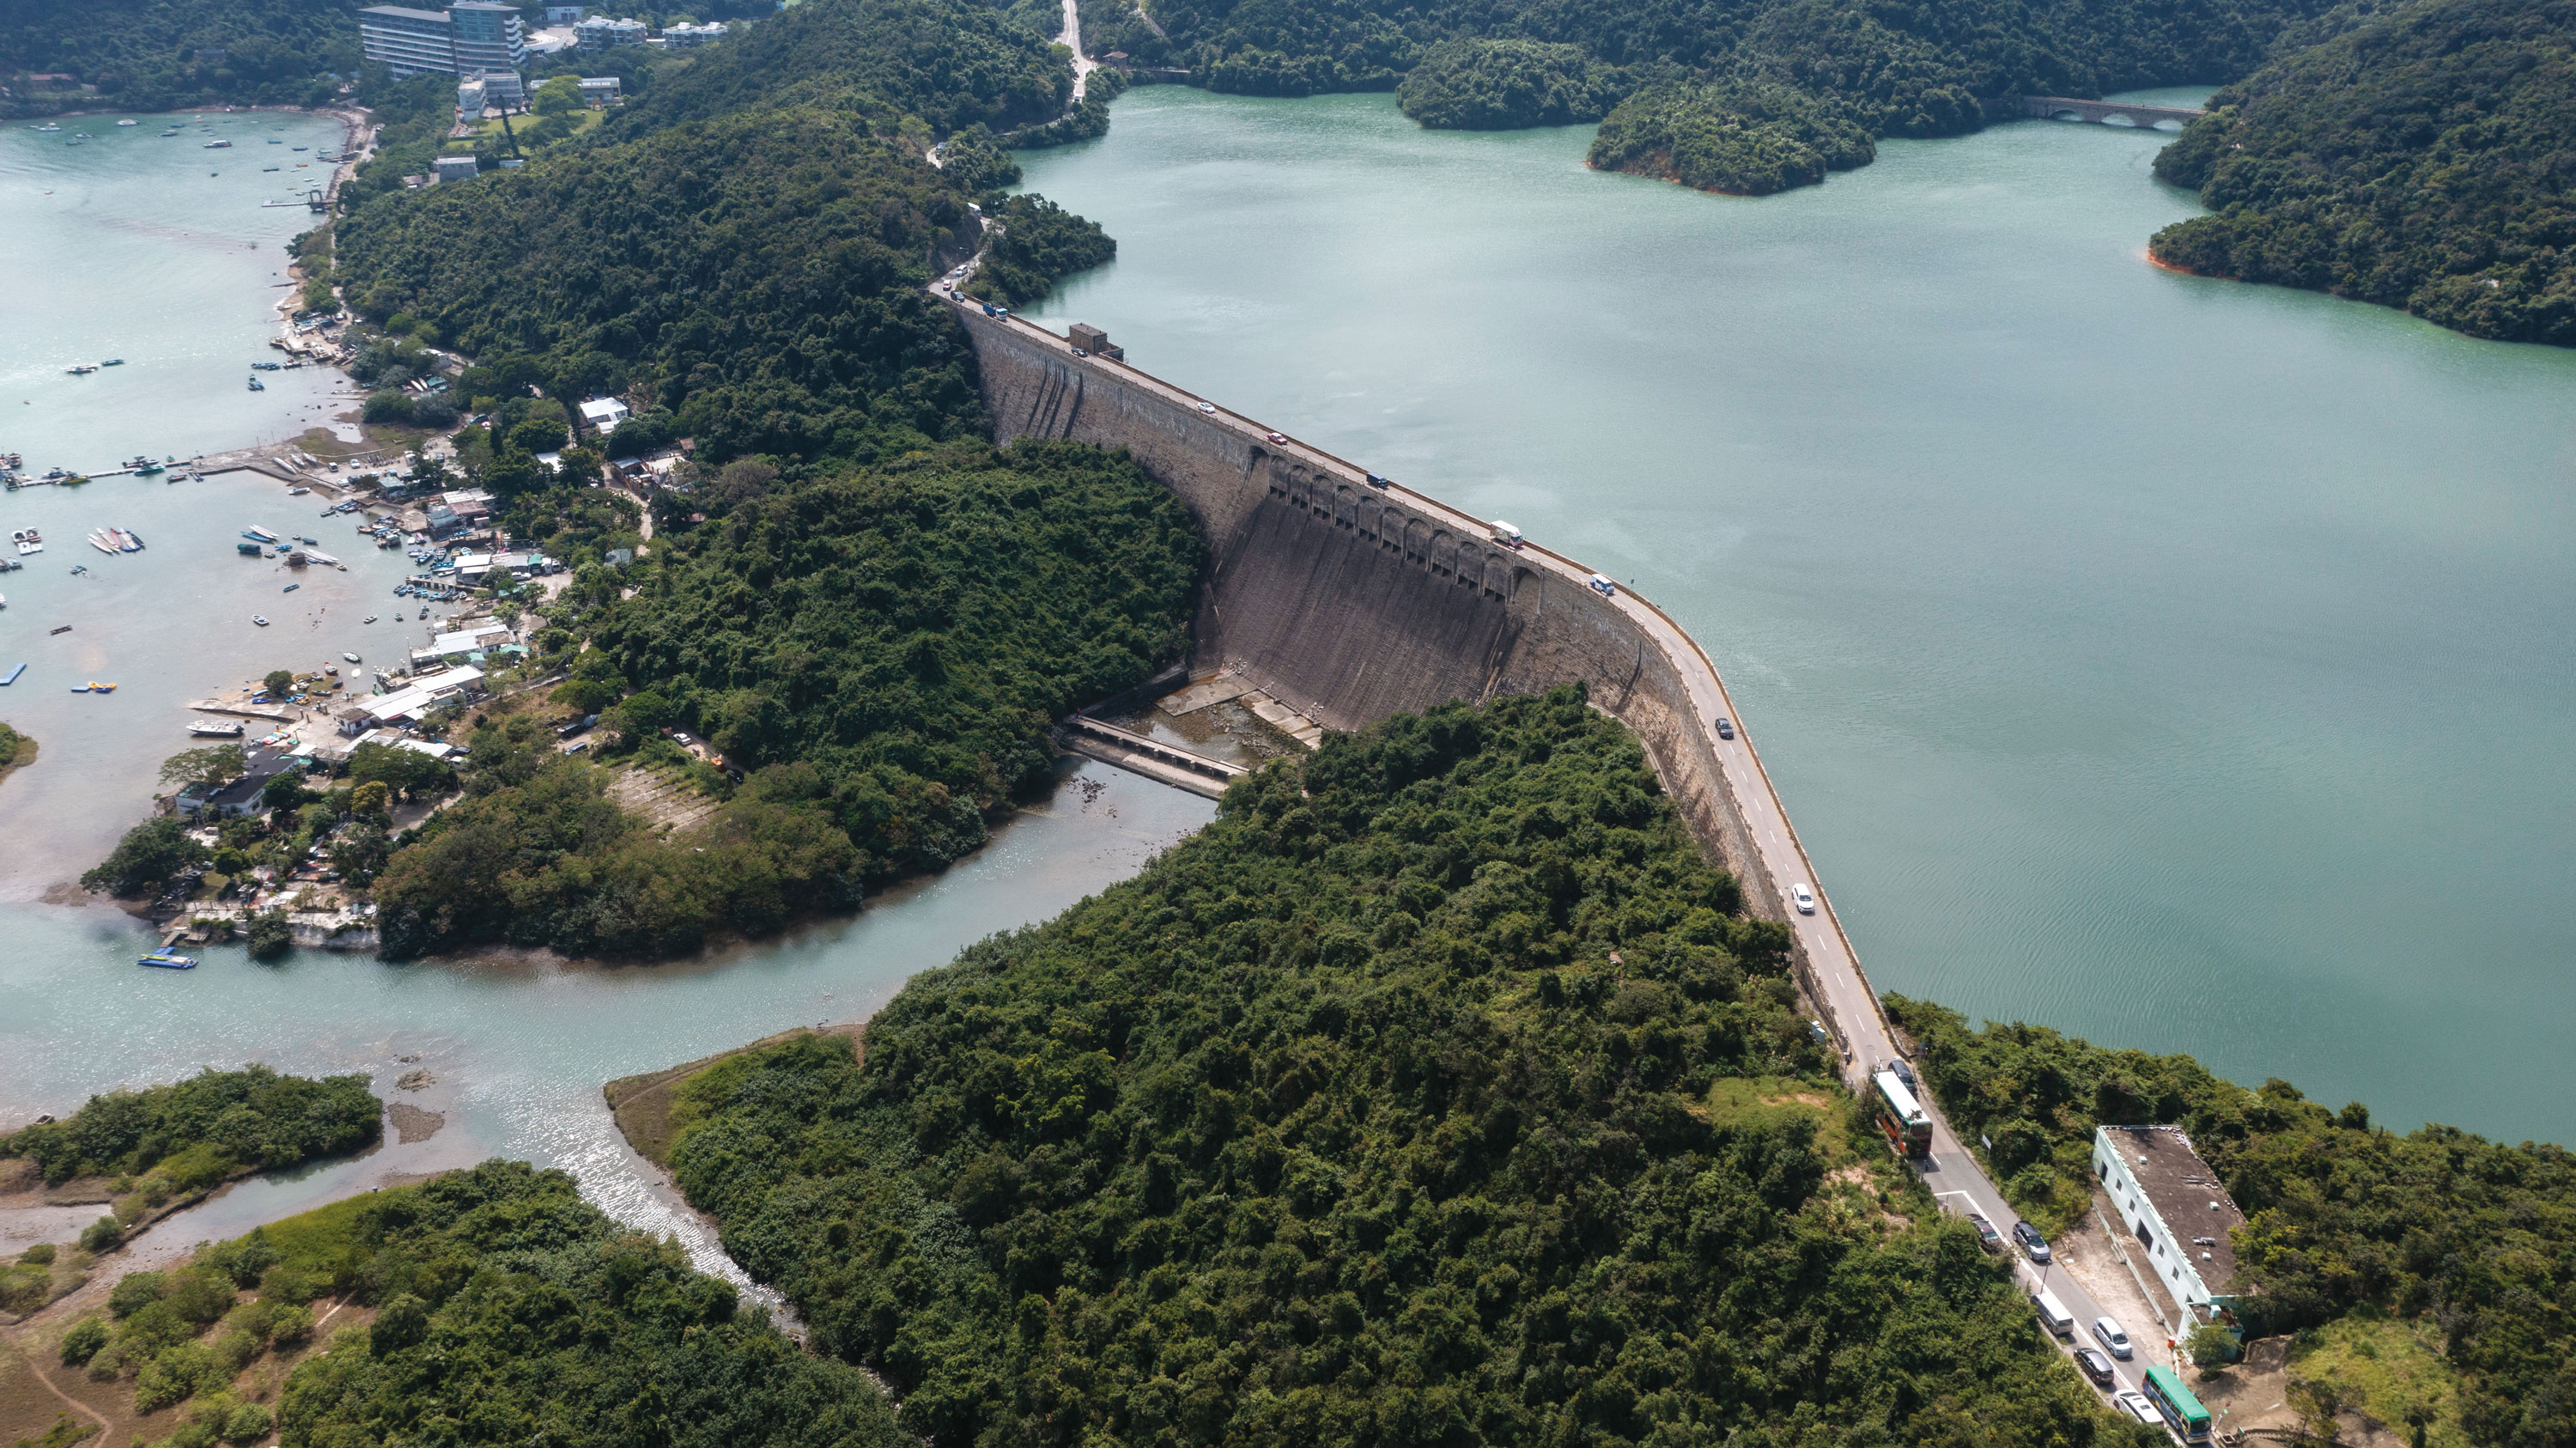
[1588,572,1617,598]
[1489,520,1523,549]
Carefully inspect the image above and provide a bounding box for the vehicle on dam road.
[1265,431,1288,444]
[1790,882,1817,914]
[1716,717,1735,739]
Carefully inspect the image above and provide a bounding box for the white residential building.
[2092,1125,2247,1323]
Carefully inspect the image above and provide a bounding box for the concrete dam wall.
[964,309,1787,923]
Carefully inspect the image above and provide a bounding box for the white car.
[1197,402,1216,413]
[2092,1316,2132,1360]
[2113,1391,2163,1428]
[1790,883,1816,914]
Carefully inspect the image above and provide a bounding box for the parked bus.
[1870,1069,1933,1159]
[2143,1364,2213,1443]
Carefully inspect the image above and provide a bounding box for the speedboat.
[282,582,299,593]
[65,364,97,375]
[101,359,124,367]
[252,615,270,626]
[247,377,264,391]
[361,614,377,624]
[139,952,198,970]
[117,119,137,127]
[343,651,361,664]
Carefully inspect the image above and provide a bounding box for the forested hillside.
[334,106,985,465]
[611,0,1071,135]
[661,690,2143,1447]
[2149,0,2576,345]
[1888,997,2576,1445]
[0,0,358,116]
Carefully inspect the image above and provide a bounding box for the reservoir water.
[1013,88,2576,1145]
[0,112,1218,1268]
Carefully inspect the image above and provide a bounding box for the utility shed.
[1066,323,1124,361]
[2093,1124,2246,1323]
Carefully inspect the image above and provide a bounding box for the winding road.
[926,275,2185,1425]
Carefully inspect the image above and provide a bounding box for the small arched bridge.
[2020,95,2205,131]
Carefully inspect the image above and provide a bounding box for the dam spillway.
[958,304,1893,1056]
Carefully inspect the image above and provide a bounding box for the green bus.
[2143,1364,2212,1443]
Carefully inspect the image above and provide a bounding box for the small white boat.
[343,651,361,664]
[252,615,270,626]
[189,720,245,739]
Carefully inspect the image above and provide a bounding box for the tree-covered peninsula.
[656,690,2137,1446]
[2148,0,2576,346]
[370,442,1198,959]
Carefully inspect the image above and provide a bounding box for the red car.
[1265,431,1288,444]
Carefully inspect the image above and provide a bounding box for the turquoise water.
[1014,88,2576,1144]
[0,113,1219,1257]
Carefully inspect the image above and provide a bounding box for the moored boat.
[139,952,198,970]
[252,615,270,626]
[189,720,245,738]
[243,526,281,543]
[0,663,23,685]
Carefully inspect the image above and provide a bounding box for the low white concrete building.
[578,396,629,433]
[2093,1125,2246,1323]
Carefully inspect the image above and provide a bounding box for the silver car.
[1790,883,1816,914]
[2093,1316,2133,1360]
[2114,1390,2163,1428]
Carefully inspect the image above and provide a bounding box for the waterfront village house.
[425,502,467,539]
[358,667,486,729]
[185,751,301,819]
[432,154,481,184]
[579,396,630,433]
[359,3,526,80]
[440,489,495,528]
[575,15,650,49]
[2093,1125,2247,1327]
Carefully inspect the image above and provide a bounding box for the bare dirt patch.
[605,762,720,835]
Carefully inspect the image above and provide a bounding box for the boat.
[246,377,264,392]
[343,651,361,664]
[112,528,142,551]
[297,535,317,545]
[135,460,163,474]
[252,362,281,371]
[325,665,339,676]
[252,615,270,626]
[263,166,280,173]
[243,526,280,543]
[86,682,115,693]
[204,139,231,149]
[68,684,88,693]
[238,541,261,556]
[190,720,244,738]
[362,614,377,624]
[283,582,300,593]
[88,530,118,555]
[118,119,137,126]
[101,358,124,367]
[287,486,309,496]
[65,364,97,375]
[35,124,59,133]
[49,624,70,636]
[139,952,198,970]
[0,664,23,686]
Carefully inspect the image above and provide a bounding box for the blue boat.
[139,952,198,970]
[283,582,299,593]
[0,663,22,686]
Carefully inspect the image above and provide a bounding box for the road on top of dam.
[929,271,2181,1409]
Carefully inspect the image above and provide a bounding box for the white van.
[2093,1316,2133,1360]
[2031,1288,2076,1338]
[1489,520,1523,549]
